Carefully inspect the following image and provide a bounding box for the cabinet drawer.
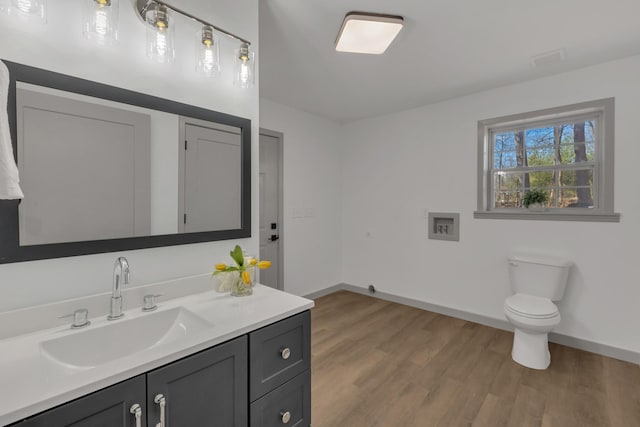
[249,311,310,401]
[250,370,311,427]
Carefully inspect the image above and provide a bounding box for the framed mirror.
[0,60,251,263]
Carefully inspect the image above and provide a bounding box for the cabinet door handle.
[280,410,292,424]
[154,394,166,427]
[280,347,291,360]
[129,403,142,427]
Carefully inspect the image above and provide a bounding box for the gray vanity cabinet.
[18,375,146,427]
[7,311,311,427]
[146,335,248,427]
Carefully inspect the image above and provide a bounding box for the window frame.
[474,98,620,222]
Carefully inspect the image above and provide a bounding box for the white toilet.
[504,254,572,370]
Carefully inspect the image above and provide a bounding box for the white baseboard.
[305,283,640,365]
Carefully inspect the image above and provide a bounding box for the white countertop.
[0,282,314,425]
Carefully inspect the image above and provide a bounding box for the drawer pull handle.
[280,410,292,424]
[130,403,142,427]
[280,347,291,360]
[154,394,166,427]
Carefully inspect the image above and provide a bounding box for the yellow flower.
[249,258,258,266]
[215,263,227,271]
[241,270,251,284]
[258,260,271,269]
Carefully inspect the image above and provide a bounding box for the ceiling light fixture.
[335,12,403,55]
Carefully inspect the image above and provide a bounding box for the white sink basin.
[40,308,212,369]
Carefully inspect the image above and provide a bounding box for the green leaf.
[230,245,244,267]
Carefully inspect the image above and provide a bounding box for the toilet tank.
[508,254,572,300]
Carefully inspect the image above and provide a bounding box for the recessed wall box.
[428,212,460,241]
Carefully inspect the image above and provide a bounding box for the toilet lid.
[505,294,559,319]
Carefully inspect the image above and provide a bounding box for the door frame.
[259,128,285,291]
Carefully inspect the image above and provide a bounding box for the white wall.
[0,0,259,312]
[259,99,343,296]
[341,55,640,355]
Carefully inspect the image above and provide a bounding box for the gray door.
[20,375,146,426]
[183,122,242,233]
[146,336,248,427]
[259,131,282,289]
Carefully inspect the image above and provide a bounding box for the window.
[475,98,619,222]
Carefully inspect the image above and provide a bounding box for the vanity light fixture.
[83,0,119,45]
[135,0,253,87]
[335,12,404,54]
[196,26,220,76]
[8,0,46,23]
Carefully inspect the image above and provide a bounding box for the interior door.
[259,132,281,289]
[17,88,151,245]
[183,122,242,233]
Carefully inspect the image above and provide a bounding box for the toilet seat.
[505,293,558,319]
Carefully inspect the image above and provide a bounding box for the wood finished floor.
[310,291,640,427]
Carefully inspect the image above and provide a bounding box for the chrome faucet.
[108,257,130,320]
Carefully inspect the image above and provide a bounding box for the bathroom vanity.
[0,282,313,426]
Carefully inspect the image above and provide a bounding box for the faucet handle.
[142,294,163,312]
[60,308,91,329]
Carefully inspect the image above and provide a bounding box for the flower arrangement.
[213,245,271,296]
[523,189,549,208]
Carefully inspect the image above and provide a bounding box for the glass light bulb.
[83,0,118,45]
[156,31,167,56]
[234,44,254,88]
[195,27,220,77]
[203,48,214,71]
[145,6,174,63]
[239,61,250,84]
[17,0,33,12]
[94,10,108,35]
[9,0,46,22]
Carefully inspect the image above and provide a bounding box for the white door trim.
[259,128,284,291]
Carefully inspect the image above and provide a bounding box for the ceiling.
[259,0,640,123]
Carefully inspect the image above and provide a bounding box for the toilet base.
[511,328,551,370]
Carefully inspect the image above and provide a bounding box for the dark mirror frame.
[0,60,251,264]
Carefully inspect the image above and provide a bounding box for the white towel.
[0,60,24,199]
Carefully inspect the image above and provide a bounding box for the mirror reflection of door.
[180,119,242,233]
[259,130,282,290]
